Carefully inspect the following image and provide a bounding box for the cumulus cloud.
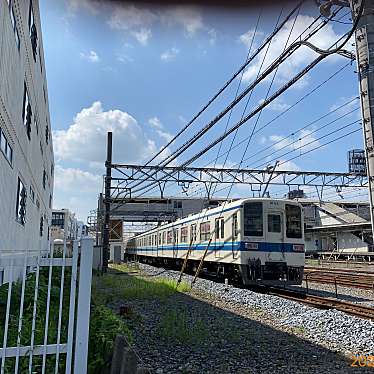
[53,101,158,169]
[80,50,100,63]
[240,15,342,85]
[160,48,179,62]
[131,28,152,45]
[259,97,290,112]
[148,117,174,142]
[329,96,360,118]
[107,4,204,44]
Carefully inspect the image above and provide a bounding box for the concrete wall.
[0,0,53,252]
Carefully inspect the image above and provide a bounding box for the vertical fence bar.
[55,237,67,373]
[65,241,79,374]
[1,259,13,374]
[28,254,41,373]
[73,238,93,374]
[42,245,55,373]
[14,255,28,372]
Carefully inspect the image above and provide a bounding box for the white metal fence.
[0,237,94,374]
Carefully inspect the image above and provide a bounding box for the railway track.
[304,266,374,290]
[267,287,374,320]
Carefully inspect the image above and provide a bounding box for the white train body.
[126,198,305,285]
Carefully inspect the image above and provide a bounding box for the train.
[126,198,305,286]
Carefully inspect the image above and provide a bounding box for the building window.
[22,84,32,140]
[39,216,43,237]
[39,47,43,73]
[0,127,13,165]
[40,140,43,155]
[49,195,52,209]
[43,170,46,189]
[16,178,27,225]
[36,198,40,210]
[45,125,49,145]
[51,164,54,177]
[173,201,182,209]
[35,118,39,135]
[29,1,38,60]
[29,185,35,203]
[8,2,20,50]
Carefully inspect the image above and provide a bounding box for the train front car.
[238,199,304,286]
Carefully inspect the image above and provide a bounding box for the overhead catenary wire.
[126,9,341,196]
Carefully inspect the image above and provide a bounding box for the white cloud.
[107,4,204,44]
[148,117,174,142]
[208,29,217,45]
[329,96,360,118]
[259,97,290,112]
[276,160,300,171]
[53,101,158,169]
[80,50,100,63]
[131,28,152,46]
[269,129,320,152]
[54,165,101,193]
[239,29,264,49]
[160,48,179,62]
[240,15,342,85]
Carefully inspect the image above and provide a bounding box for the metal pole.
[351,0,374,249]
[103,132,112,271]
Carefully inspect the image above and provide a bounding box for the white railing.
[0,237,94,374]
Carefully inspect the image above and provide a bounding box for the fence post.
[74,238,94,374]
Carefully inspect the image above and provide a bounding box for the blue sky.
[39,1,364,220]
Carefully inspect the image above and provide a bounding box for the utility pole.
[350,0,374,249]
[103,132,112,270]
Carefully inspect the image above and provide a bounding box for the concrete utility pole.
[103,132,113,270]
[350,0,374,249]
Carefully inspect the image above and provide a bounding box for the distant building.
[51,209,79,241]
[0,0,54,253]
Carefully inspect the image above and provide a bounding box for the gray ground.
[113,264,374,373]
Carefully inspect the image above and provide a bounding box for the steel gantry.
[109,163,368,199]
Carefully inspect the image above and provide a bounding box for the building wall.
[0,0,53,252]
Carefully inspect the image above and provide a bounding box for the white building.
[0,0,53,253]
[51,209,78,241]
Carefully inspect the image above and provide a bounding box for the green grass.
[157,306,208,345]
[92,266,190,305]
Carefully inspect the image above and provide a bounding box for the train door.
[173,228,179,258]
[267,211,285,258]
[232,213,239,258]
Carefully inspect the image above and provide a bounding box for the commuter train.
[126,198,305,285]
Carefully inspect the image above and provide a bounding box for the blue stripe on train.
[134,241,299,253]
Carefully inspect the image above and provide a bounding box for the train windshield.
[285,204,302,238]
[243,202,263,236]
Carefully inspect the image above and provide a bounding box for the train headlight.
[293,244,304,252]
[245,242,258,250]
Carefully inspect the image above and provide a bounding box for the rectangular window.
[180,226,188,242]
[167,230,173,244]
[232,214,238,239]
[29,185,35,203]
[190,224,197,242]
[29,2,38,60]
[215,218,225,240]
[268,214,281,233]
[45,125,49,145]
[174,229,179,244]
[158,233,162,245]
[200,222,210,241]
[243,202,263,237]
[42,170,46,189]
[16,178,26,225]
[8,3,20,49]
[285,204,302,239]
[162,231,166,245]
[22,84,32,139]
[0,128,13,165]
[39,216,43,237]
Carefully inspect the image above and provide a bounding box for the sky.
[39,0,364,221]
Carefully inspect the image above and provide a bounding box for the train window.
[190,224,197,242]
[243,202,263,236]
[200,222,210,241]
[181,226,188,242]
[162,231,166,244]
[232,214,238,239]
[159,233,162,245]
[268,214,281,233]
[174,229,179,244]
[215,218,225,239]
[285,204,302,238]
[167,230,173,244]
